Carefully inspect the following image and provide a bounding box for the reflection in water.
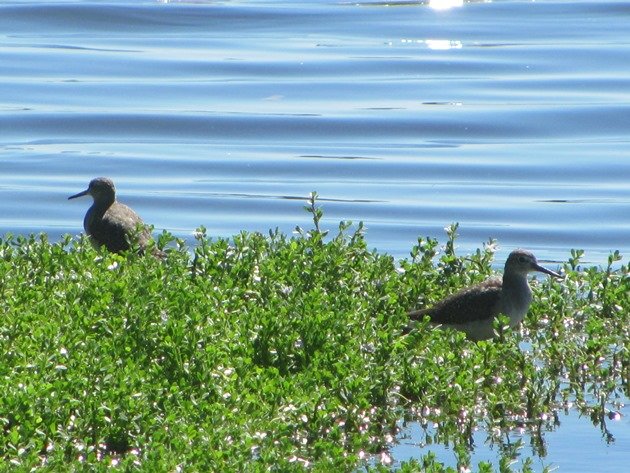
[429,0,464,11]
[400,38,463,50]
[425,39,463,50]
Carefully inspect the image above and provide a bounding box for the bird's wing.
[91,217,129,252]
[102,204,150,250]
[409,279,503,324]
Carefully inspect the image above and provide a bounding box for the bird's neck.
[91,197,115,215]
[502,272,532,311]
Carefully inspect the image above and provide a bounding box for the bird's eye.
[518,256,527,263]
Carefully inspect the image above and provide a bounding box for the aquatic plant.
[0,196,626,471]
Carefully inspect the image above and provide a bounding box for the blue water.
[1,0,629,469]
[393,409,630,471]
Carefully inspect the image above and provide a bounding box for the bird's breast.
[500,279,533,326]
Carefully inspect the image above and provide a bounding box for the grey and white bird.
[68,177,152,254]
[407,249,561,341]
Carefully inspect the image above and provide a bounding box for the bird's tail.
[408,308,429,322]
[402,308,429,334]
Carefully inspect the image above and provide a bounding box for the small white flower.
[608,411,622,421]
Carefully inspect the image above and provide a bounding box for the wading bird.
[68,177,153,254]
[408,249,561,341]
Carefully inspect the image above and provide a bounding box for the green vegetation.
[0,194,628,471]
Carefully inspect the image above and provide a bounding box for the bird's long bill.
[68,188,89,200]
[533,263,562,278]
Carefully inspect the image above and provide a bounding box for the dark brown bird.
[68,177,152,253]
[407,249,561,341]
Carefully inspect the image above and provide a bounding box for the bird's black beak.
[533,262,562,279]
[68,188,90,200]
